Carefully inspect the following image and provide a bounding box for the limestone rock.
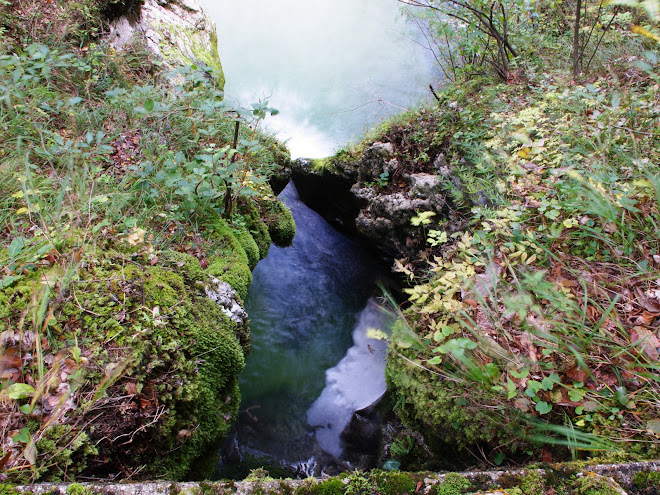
[205,276,248,326]
[108,0,224,87]
[354,142,398,183]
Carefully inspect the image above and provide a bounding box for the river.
[200,0,438,476]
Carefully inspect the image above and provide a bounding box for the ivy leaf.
[12,427,30,444]
[427,356,442,365]
[535,401,552,415]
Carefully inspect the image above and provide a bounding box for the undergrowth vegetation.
[0,1,293,483]
[354,0,660,471]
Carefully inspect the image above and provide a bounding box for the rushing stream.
[221,183,392,474]
[201,0,439,476]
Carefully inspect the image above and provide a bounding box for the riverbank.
[287,18,660,471]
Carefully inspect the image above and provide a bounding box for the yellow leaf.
[16,207,29,215]
[125,228,146,246]
[632,25,660,43]
[517,147,531,159]
[12,191,24,198]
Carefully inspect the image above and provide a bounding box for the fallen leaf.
[125,228,146,246]
[23,438,37,465]
[633,311,658,326]
[514,397,531,412]
[0,353,21,372]
[540,448,553,463]
[566,366,589,383]
[647,419,660,435]
[630,326,660,360]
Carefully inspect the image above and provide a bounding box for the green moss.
[244,468,275,482]
[156,22,225,89]
[0,484,21,495]
[372,471,416,495]
[233,227,260,270]
[275,481,295,495]
[240,201,272,259]
[66,483,94,495]
[573,474,623,495]
[206,218,253,301]
[268,201,295,247]
[385,335,519,460]
[308,157,338,173]
[344,472,372,495]
[135,264,187,308]
[518,471,546,495]
[308,479,344,495]
[11,247,249,482]
[163,250,206,283]
[632,469,660,492]
[32,426,97,482]
[434,473,472,495]
[0,272,41,332]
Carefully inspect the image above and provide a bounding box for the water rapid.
[224,183,391,473]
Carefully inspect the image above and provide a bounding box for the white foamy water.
[306,299,392,458]
[202,0,439,158]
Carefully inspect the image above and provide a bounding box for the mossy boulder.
[0,245,251,481]
[264,199,296,247]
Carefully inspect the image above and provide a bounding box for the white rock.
[205,276,248,325]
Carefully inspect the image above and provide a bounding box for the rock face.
[291,143,465,264]
[340,396,385,470]
[108,0,225,87]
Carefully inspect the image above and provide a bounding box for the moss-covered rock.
[206,218,253,301]
[233,227,261,270]
[307,479,344,495]
[433,473,472,495]
[109,0,225,89]
[385,340,518,465]
[1,246,251,481]
[264,200,295,248]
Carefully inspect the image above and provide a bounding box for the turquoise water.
[199,0,435,471]
[236,183,387,464]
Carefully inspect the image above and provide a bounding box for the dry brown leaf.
[514,397,531,412]
[632,310,658,326]
[630,326,660,360]
[0,353,21,372]
[635,287,660,312]
[566,366,589,382]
